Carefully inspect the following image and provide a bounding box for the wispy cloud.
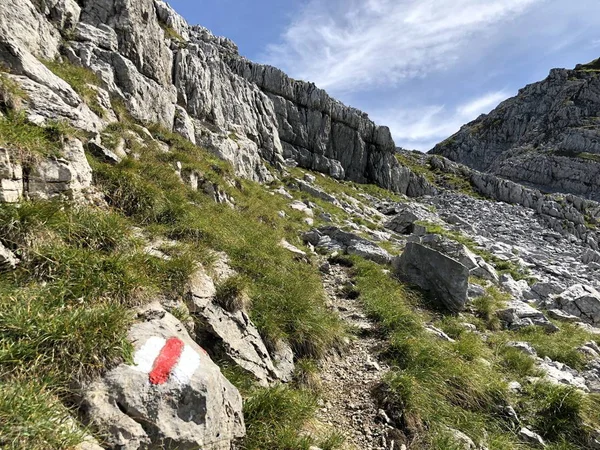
[371,91,510,151]
[264,0,543,92]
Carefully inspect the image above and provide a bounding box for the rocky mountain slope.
[430,59,600,201]
[1,1,600,450]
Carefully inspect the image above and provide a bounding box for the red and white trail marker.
[132,336,202,385]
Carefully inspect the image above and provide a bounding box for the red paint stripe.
[149,337,185,385]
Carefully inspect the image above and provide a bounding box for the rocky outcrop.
[393,242,470,312]
[230,59,434,196]
[82,303,245,450]
[384,203,440,235]
[554,284,600,326]
[430,64,600,201]
[414,233,499,282]
[0,139,93,202]
[497,300,558,332]
[302,226,392,265]
[185,266,287,385]
[0,0,437,193]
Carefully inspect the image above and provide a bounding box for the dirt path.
[315,260,401,450]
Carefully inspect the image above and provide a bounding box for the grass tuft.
[215,274,250,313]
[42,59,105,117]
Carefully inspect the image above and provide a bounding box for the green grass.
[42,59,105,117]
[0,71,27,111]
[395,152,436,183]
[518,382,600,447]
[348,256,600,449]
[241,386,318,450]
[92,131,344,356]
[510,324,599,371]
[472,285,509,331]
[215,274,250,312]
[0,115,345,447]
[350,258,510,445]
[0,380,85,450]
[576,152,600,163]
[0,111,73,161]
[159,22,185,43]
[396,151,484,198]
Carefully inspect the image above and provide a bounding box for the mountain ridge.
[430,61,600,201]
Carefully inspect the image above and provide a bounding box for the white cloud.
[264,0,544,92]
[372,90,510,151]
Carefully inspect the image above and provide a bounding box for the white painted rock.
[82,303,244,450]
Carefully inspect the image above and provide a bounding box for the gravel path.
[315,260,403,450]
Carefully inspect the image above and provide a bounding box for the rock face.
[0,0,436,193]
[555,284,600,326]
[230,60,435,195]
[393,242,470,312]
[82,303,245,450]
[427,155,600,248]
[0,139,93,202]
[431,63,600,201]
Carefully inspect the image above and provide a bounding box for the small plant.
[472,286,508,330]
[242,385,318,450]
[215,275,250,313]
[159,22,185,43]
[293,358,321,392]
[519,382,596,445]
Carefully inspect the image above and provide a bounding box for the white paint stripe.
[131,336,166,374]
[171,344,201,385]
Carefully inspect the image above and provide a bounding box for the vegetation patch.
[159,22,185,44]
[0,111,75,161]
[42,58,105,117]
[0,72,27,112]
[349,256,600,449]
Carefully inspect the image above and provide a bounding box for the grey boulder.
[555,284,600,326]
[82,303,245,450]
[393,242,469,312]
[497,300,558,332]
[302,226,392,265]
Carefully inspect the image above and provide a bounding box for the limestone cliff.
[0,0,432,195]
[431,61,600,201]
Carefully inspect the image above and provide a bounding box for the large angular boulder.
[28,138,93,200]
[82,303,244,450]
[384,204,440,235]
[393,242,469,312]
[555,284,600,326]
[417,233,499,282]
[0,139,93,202]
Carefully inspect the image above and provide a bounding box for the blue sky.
[168,0,600,150]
